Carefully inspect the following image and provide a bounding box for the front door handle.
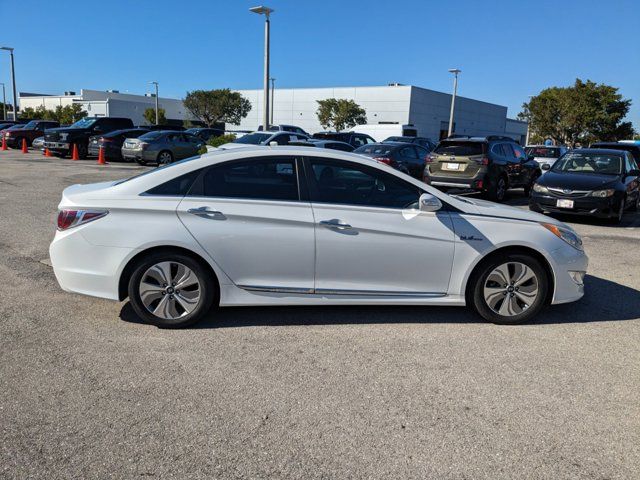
[187,206,225,219]
[319,219,352,230]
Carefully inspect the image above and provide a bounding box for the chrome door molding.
[239,285,446,297]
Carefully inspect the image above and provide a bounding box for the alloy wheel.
[496,178,506,201]
[159,152,172,165]
[483,262,539,317]
[139,261,201,320]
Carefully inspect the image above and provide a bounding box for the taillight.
[57,209,108,231]
[425,154,434,164]
[139,142,149,150]
[100,137,113,143]
[373,156,392,165]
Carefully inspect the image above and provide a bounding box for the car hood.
[46,127,87,134]
[537,171,619,189]
[451,195,566,226]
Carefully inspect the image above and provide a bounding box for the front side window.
[308,158,420,209]
[200,157,299,201]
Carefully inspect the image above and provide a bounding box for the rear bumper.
[429,174,485,190]
[530,193,621,218]
[121,148,155,162]
[49,227,134,301]
[88,145,121,159]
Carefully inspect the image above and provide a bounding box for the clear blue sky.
[3,0,639,128]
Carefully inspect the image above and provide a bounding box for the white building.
[19,85,528,143]
[19,89,196,126]
[235,84,527,143]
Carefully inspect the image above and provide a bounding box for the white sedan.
[50,146,588,328]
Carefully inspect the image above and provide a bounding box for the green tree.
[316,98,367,131]
[207,133,237,148]
[520,79,635,146]
[183,89,251,127]
[143,107,166,125]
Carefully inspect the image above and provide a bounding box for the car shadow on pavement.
[119,275,639,329]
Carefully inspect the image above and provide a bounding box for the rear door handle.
[187,206,225,219]
[319,219,352,230]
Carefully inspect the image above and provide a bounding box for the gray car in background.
[121,130,205,165]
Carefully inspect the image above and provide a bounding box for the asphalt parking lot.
[1,150,639,479]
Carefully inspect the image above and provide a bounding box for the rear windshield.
[353,144,394,156]
[234,132,272,144]
[139,131,165,141]
[525,147,561,158]
[313,133,342,141]
[552,153,623,175]
[434,141,485,156]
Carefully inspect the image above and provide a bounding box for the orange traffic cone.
[22,138,28,153]
[97,146,106,165]
[45,148,52,157]
[71,143,79,161]
[1,136,6,151]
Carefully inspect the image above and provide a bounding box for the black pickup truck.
[44,117,134,158]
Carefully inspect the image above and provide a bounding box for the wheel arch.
[463,245,555,306]
[118,245,220,302]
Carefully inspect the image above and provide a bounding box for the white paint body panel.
[49,146,587,310]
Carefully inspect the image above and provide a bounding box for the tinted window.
[145,170,200,196]
[139,131,165,141]
[308,158,420,209]
[201,157,299,201]
[502,143,516,159]
[234,132,272,144]
[400,146,418,159]
[525,147,561,158]
[434,141,485,156]
[354,144,394,156]
[512,145,526,159]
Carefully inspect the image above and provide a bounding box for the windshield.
[234,132,272,144]
[69,118,97,129]
[139,131,165,141]
[434,141,485,156]
[526,147,560,158]
[551,152,623,175]
[24,120,40,129]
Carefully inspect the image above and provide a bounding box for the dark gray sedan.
[122,131,205,165]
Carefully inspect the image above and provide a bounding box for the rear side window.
[199,157,299,201]
[434,142,485,156]
[145,169,201,196]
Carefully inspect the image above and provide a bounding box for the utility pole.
[447,69,461,138]
[270,77,275,125]
[250,6,274,131]
[149,81,159,124]
[1,47,18,120]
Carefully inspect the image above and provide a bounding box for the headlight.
[533,183,549,194]
[590,189,615,198]
[541,223,583,251]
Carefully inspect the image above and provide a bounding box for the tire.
[127,252,216,328]
[630,193,639,212]
[77,142,88,159]
[157,150,173,165]
[609,197,625,224]
[524,174,539,197]
[486,176,507,202]
[469,253,549,325]
[135,158,147,166]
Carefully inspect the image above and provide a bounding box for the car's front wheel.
[469,253,549,325]
[128,252,216,328]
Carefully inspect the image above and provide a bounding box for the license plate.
[556,199,574,209]
[445,162,461,170]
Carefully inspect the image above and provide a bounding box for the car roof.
[591,142,639,149]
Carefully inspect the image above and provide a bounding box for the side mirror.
[541,163,551,171]
[627,169,640,177]
[419,192,442,212]
[269,141,278,146]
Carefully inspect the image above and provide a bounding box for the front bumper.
[44,141,70,154]
[549,242,588,305]
[530,193,621,218]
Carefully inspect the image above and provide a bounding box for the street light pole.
[270,77,275,125]
[250,5,274,131]
[525,95,533,146]
[0,83,6,120]
[1,47,18,121]
[447,68,461,138]
[149,81,159,125]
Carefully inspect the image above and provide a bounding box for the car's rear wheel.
[469,253,549,325]
[128,252,216,328]
[487,176,507,202]
[157,150,173,165]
